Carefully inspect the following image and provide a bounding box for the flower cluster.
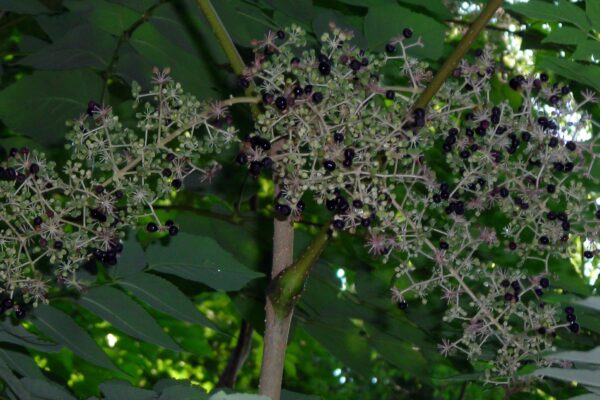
[238,24,600,384]
[0,67,237,311]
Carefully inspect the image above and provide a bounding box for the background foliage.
[0,0,598,399]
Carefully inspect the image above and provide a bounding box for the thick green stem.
[195,0,245,75]
[267,224,330,319]
[413,0,504,109]
[195,0,260,116]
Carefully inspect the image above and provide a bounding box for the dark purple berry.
[236,153,248,165]
[548,137,558,148]
[275,203,291,216]
[312,92,324,104]
[344,148,355,160]
[398,300,407,310]
[239,77,250,88]
[275,97,287,110]
[534,288,544,296]
[276,30,285,39]
[566,313,577,322]
[540,278,550,288]
[334,132,344,143]
[262,93,274,104]
[385,43,396,53]
[297,200,305,212]
[54,240,63,250]
[349,59,361,71]
[500,279,510,288]
[249,161,262,177]
[539,236,549,245]
[546,184,556,194]
[333,219,345,230]
[95,185,104,194]
[293,86,303,97]
[2,299,13,309]
[14,307,26,319]
[304,85,313,94]
[146,222,158,233]
[29,163,39,174]
[565,306,575,314]
[114,190,124,199]
[168,225,179,236]
[323,160,336,172]
[171,179,182,189]
[402,28,413,39]
[569,322,580,333]
[538,326,546,335]
[162,168,172,177]
[261,157,273,169]
[584,250,594,259]
[509,242,517,250]
[385,90,395,100]
[318,62,331,76]
[439,241,449,250]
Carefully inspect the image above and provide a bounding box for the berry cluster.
[237,24,600,384]
[0,67,237,307]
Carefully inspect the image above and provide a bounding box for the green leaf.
[588,0,600,32]
[0,320,61,353]
[399,0,452,19]
[158,384,208,400]
[147,233,263,292]
[20,378,77,400]
[573,40,600,61]
[32,305,116,371]
[534,368,600,388]
[118,272,217,329]
[89,0,140,35]
[0,70,103,145]
[100,380,157,400]
[364,4,447,60]
[108,0,159,13]
[212,0,273,47]
[505,1,591,31]
[538,57,600,92]
[78,286,181,351]
[577,296,600,311]
[209,391,269,400]
[0,358,30,400]
[110,235,147,279]
[546,346,600,365]
[0,0,48,13]
[264,0,315,25]
[0,349,45,380]
[569,395,600,400]
[542,26,587,45]
[366,327,428,378]
[281,389,321,400]
[19,25,117,70]
[126,23,218,98]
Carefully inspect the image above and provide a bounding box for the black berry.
[323,160,336,172]
[318,62,331,76]
[146,222,158,233]
[275,96,287,110]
